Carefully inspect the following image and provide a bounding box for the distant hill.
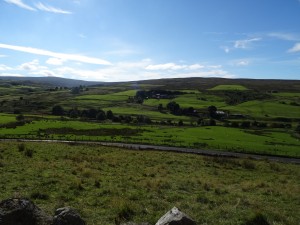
[1,76,299,91]
[133,77,300,92]
[0,76,105,88]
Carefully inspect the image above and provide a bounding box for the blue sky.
[0,0,300,81]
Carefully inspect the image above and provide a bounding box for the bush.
[16,114,25,121]
[24,148,33,158]
[242,160,256,170]
[240,121,251,128]
[18,143,26,152]
[244,213,270,225]
[30,191,49,200]
[52,105,64,116]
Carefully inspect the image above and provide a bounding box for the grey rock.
[121,223,152,225]
[155,207,196,225]
[52,207,86,225]
[0,198,52,225]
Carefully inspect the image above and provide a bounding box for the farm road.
[1,139,300,164]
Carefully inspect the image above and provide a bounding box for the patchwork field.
[0,78,300,158]
[0,118,299,157]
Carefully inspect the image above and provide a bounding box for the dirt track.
[1,139,300,164]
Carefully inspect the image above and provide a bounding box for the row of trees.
[165,101,198,116]
[52,105,112,121]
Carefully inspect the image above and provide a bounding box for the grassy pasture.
[209,85,249,91]
[272,92,300,97]
[0,119,299,157]
[102,106,191,121]
[222,100,300,118]
[0,113,17,124]
[143,93,226,109]
[0,141,299,225]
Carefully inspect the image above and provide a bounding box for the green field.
[209,85,249,91]
[0,141,299,225]
[0,78,299,158]
[222,100,300,118]
[0,119,299,157]
[0,113,17,124]
[143,93,226,109]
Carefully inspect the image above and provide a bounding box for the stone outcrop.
[53,207,86,225]
[0,198,197,225]
[0,198,85,225]
[0,198,52,225]
[155,207,196,225]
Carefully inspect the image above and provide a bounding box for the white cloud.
[0,43,112,65]
[19,59,41,71]
[0,55,7,58]
[4,0,36,11]
[288,43,300,53]
[35,2,72,14]
[46,57,65,66]
[234,38,261,49]
[52,60,234,82]
[145,63,205,71]
[221,46,230,53]
[18,59,57,77]
[0,72,24,77]
[31,69,57,77]
[236,60,249,66]
[188,64,205,70]
[146,63,187,70]
[0,64,12,71]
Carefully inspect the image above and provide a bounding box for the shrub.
[24,148,33,158]
[94,180,101,188]
[114,202,135,225]
[16,114,25,121]
[30,191,49,200]
[18,143,26,152]
[242,160,256,170]
[196,194,210,204]
[244,213,270,225]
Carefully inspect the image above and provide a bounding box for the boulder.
[0,198,52,225]
[155,207,196,225]
[121,223,152,225]
[52,207,86,225]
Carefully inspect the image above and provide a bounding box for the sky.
[0,0,300,82]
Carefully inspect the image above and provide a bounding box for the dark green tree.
[208,105,217,118]
[16,114,25,121]
[52,105,64,116]
[96,110,106,121]
[106,110,114,120]
[158,103,163,111]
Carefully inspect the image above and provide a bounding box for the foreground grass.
[0,141,299,225]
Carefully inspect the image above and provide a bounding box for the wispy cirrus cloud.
[288,43,300,53]
[231,59,250,66]
[0,43,112,65]
[234,38,261,49]
[268,32,300,41]
[4,0,36,11]
[34,2,72,14]
[4,0,72,14]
